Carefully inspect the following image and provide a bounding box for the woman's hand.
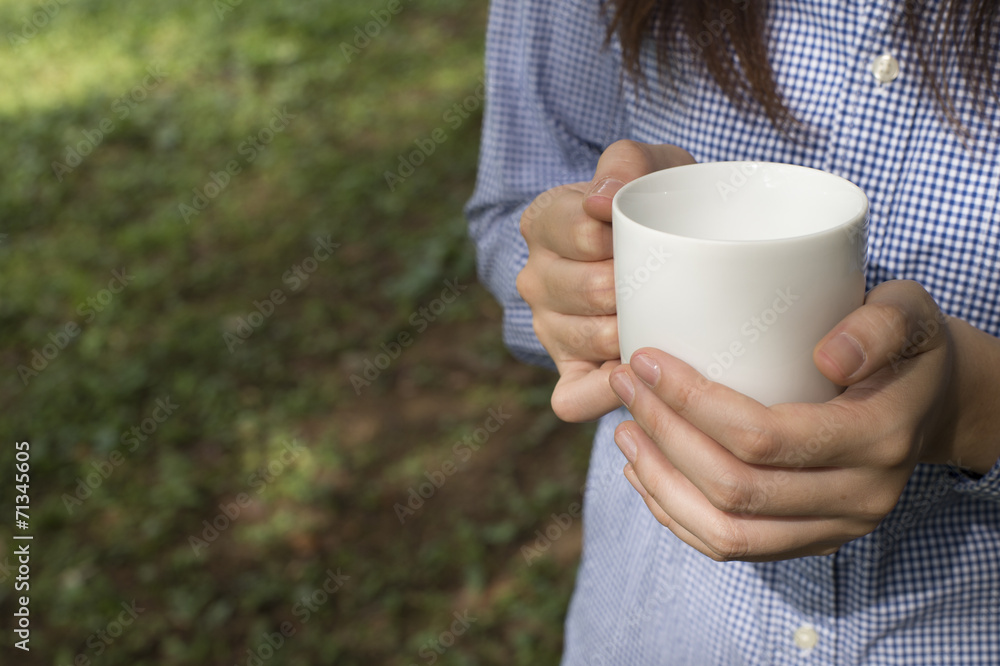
[608,279,1000,561]
[517,140,695,422]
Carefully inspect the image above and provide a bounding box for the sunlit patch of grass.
[0,0,596,664]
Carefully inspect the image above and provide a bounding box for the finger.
[582,141,696,221]
[538,312,619,362]
[520,183,613,261]
[624,463,850,562]
[618,425,868,561]
[621,460,728,557]
[552,359,622,422]
[814,279,948,385]
[619,348,896,469]
[610,368,904,518]
[518,256,616,316]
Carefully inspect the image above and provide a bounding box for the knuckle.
[843,517,880,543]
[560,318,598,354]
[550,392,572,421]
[550,386,584,423]
[654,513,674,532]
[574,219,611,258]
[644,407,679,449]
[605,139,652,170]
[880,444,912,470]
[706,516,751,561]
[669,377,702,416]
[855,500,891,526]
[870,434,913,468]
[583,268,616,313]
[869,301,910,343]
[593,320,620,359]
[811,543,843,558]
[733,422,780,465]
[862,485,903,522]
[519,206,536,240]
[515,267,536,303]
[528,312,555,354]
[707,470,758,514]
[522,185,575,243]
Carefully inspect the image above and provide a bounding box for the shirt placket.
[823,0,922,284]
[757,556,838,665]
[765,5,924,662]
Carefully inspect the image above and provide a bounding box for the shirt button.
[871,52,900,83]
[794,624,819,650]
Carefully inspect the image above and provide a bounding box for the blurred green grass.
[0,1,595,664]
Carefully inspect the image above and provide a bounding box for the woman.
[467,1,1000,663]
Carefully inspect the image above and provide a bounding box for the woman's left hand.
[609,279,1000,561]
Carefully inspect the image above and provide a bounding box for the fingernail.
[609,371,635,406]
[587,178,625,200]
[821,332,866,378]
[631,353,660,387]
[616,427,637,463]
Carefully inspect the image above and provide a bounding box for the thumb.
[813,280,948,386]
[583,140,697,221]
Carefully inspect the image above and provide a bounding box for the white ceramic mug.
[612,161,868,405]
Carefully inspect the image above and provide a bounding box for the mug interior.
[614,162,868,242]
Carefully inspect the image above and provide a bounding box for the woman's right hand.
[516,140,696,422]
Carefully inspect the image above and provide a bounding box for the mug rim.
[611,161,869,245]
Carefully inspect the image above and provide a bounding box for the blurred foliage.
[0,0,595,664]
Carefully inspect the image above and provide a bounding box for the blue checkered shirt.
[466,0,1000,663]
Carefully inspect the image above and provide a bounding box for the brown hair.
[606,0,1000,137]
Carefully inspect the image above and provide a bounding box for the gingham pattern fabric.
[466,0,1000,663]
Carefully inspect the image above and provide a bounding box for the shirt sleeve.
[951,453,1000,503]
[465,0,626,367]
